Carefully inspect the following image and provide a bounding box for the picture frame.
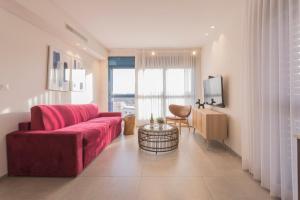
[71,69,86,92]
[47,46,71,91]
[47,45,86,92]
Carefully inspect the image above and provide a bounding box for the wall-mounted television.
[203,76,225,107]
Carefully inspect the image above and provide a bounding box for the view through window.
[108,57,135,116]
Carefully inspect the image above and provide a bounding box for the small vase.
[150,113,154,125]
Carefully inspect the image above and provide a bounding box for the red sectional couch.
[6,104,122,177]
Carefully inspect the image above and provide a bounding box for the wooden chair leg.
[179,121,182,134]
[186,119,190,133]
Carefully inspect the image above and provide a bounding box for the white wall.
[0,8,108,176]
[109,49,138,57]
[1,0,108,60]
[200,1,245,155]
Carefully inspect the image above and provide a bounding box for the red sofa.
[6,104,122,177]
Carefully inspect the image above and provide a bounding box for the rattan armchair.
[165,104,192,134]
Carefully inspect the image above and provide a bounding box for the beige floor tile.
[138,177,213,200]
[80,152,143,177]
[59,177,140,200]
[203,175,270,200]
[141,157,203,177]
[0,177,72,200]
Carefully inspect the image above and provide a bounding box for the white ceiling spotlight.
[151,51,156,56]
[192,51,197,55]
[210,25,215,29]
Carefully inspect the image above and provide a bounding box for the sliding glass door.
[108,57,135,116]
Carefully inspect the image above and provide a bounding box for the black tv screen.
[203,76,225,107]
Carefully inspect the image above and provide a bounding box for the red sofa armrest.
[18,122,31,131]
[98,112,122,117]
[6,131,83,177]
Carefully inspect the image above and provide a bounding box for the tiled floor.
[0,129,274,200]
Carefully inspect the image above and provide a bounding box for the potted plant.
[156,117,165,129]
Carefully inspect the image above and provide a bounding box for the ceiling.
[51,0,243,49]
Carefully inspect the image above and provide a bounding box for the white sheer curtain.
[136,50,196,123]
[242,0,300,199]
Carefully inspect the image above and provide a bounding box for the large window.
[138,69,164,119]
[108,57,135,116]
[136,51,196,122]
[165,68,192,116]
[137,67,193,121]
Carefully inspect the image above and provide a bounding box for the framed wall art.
[47,46,71,91]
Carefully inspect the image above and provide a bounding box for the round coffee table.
[138,124,179,154]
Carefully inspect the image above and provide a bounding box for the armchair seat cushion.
[166,116,186,120]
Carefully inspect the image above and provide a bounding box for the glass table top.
[141,124,177,132]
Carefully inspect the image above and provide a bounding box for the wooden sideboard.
[192,108,227,142]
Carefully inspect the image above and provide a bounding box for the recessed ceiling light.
[205,33,209,36]
[192,51,197,55]
[210,25,215,29]
[151,51,155,56]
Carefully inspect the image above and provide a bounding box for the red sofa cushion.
[56,122,108,146]
[88,117,122,141]
[31,104,99,130]
[88,116,122,127]
[55,121,110,167]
